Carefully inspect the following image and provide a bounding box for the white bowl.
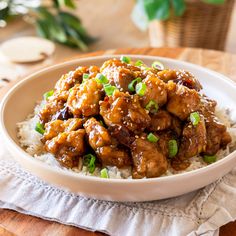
[1,55,236,202]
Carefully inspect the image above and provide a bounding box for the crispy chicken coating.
[100,91,151,133]
[67,78,103,117]
[84,118,131,167]
[167,82,200,120]
[45,129,86,168]
[131,137,168,178]
[157,69,202,91]
[141,75,167,107]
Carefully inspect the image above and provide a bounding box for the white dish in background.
[1,55,236,202]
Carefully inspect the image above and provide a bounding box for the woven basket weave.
[149,0,235,50]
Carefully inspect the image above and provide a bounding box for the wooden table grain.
[0,47,236,236]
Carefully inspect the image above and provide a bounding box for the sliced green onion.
[145,100,158,113]
[100,120,104,126]
[120,55,131,64]
[95,73,108,84]
[135,60,143,66]
[190,112,200,126]
[35,122,45,135]
[168,140,178,158]
[152,61,164,70]
[43,90,54,100]
[83,154,96,173]
[147,133,159,143]
[83,73,89,80]
[135,82,146,96]
[100,168,109,178]
[104,84,117,96]
[69,88,73,92]
[128,77,142,92]
[203,155,217,164]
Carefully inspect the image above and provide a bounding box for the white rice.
[17,103,236,179]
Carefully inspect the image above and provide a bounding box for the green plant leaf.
[0,5,9,20]
[201,0,225,4]
[64,25,88,51]
[143,0,170,21]
[35,19,50,38]
[58,11,96,44]
[58,0,76,9]
[171,0,186,16]
[36,7,67,43]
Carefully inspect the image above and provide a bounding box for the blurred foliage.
[132,0,225,30]
[0,0,95,51]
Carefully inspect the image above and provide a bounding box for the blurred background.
[0,0,235,82]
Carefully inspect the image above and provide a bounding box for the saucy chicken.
[35,56,232,179]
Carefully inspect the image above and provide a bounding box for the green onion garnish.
[95,73,108,84]
[100,168,109,178]
[69,88,73,92]
[203,155,217,164]
[43,90,54,100]
[100,120,104,126]
[135,82,146,96]
[190,112,200,126]
[128,77,142,92]
[168,140,178,158]
[104,84,117,96]
[35,122,45,135]
[147,133,159,143]
[83,154,96,173]
[120,55,131,64]
[83,73,89,80]
[145,100,158,113]
[135,60,143,66]
[152,61,164,70]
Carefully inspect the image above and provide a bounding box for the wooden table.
[0,47,236,236]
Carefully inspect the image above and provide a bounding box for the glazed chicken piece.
[43,118,83,142]
[166,81,200,120]
[199,95,231,155]
[141,75,167,108]
[39,100,65,124]
[100,90,151,133]
[67,78,103,117]
[131,137,168,179]
[84,118,131,167]
[205,121,231,155]
[100,59,143,92]
[178,115,207,159]
[156,131,177,157]
[45,129,86,168]
[55,66,88,91]
[157,69,202,91]
[148,110,172,132]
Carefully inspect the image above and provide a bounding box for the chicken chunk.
[55,66,88,92]
[148,110,172,132]
[67,78,103,117]
[84,118,131,167]
[131,137,168,179]
[199,95,231,155]
[178,115,207,159]
[157,69,202,91]
[100,91,151,133]
[39,100,65,124]
[100,59,142,92]
[43,118,83,142]
[45,129,86,168]
[204,121,231,155]
[141,75,167,107]
[167,82,200,120]
[156,131,177,157]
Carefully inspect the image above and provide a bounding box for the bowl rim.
[1,54,236,184]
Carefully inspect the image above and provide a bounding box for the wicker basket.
[149,0,235,50]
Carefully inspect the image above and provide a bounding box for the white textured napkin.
[0,137,236,236]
